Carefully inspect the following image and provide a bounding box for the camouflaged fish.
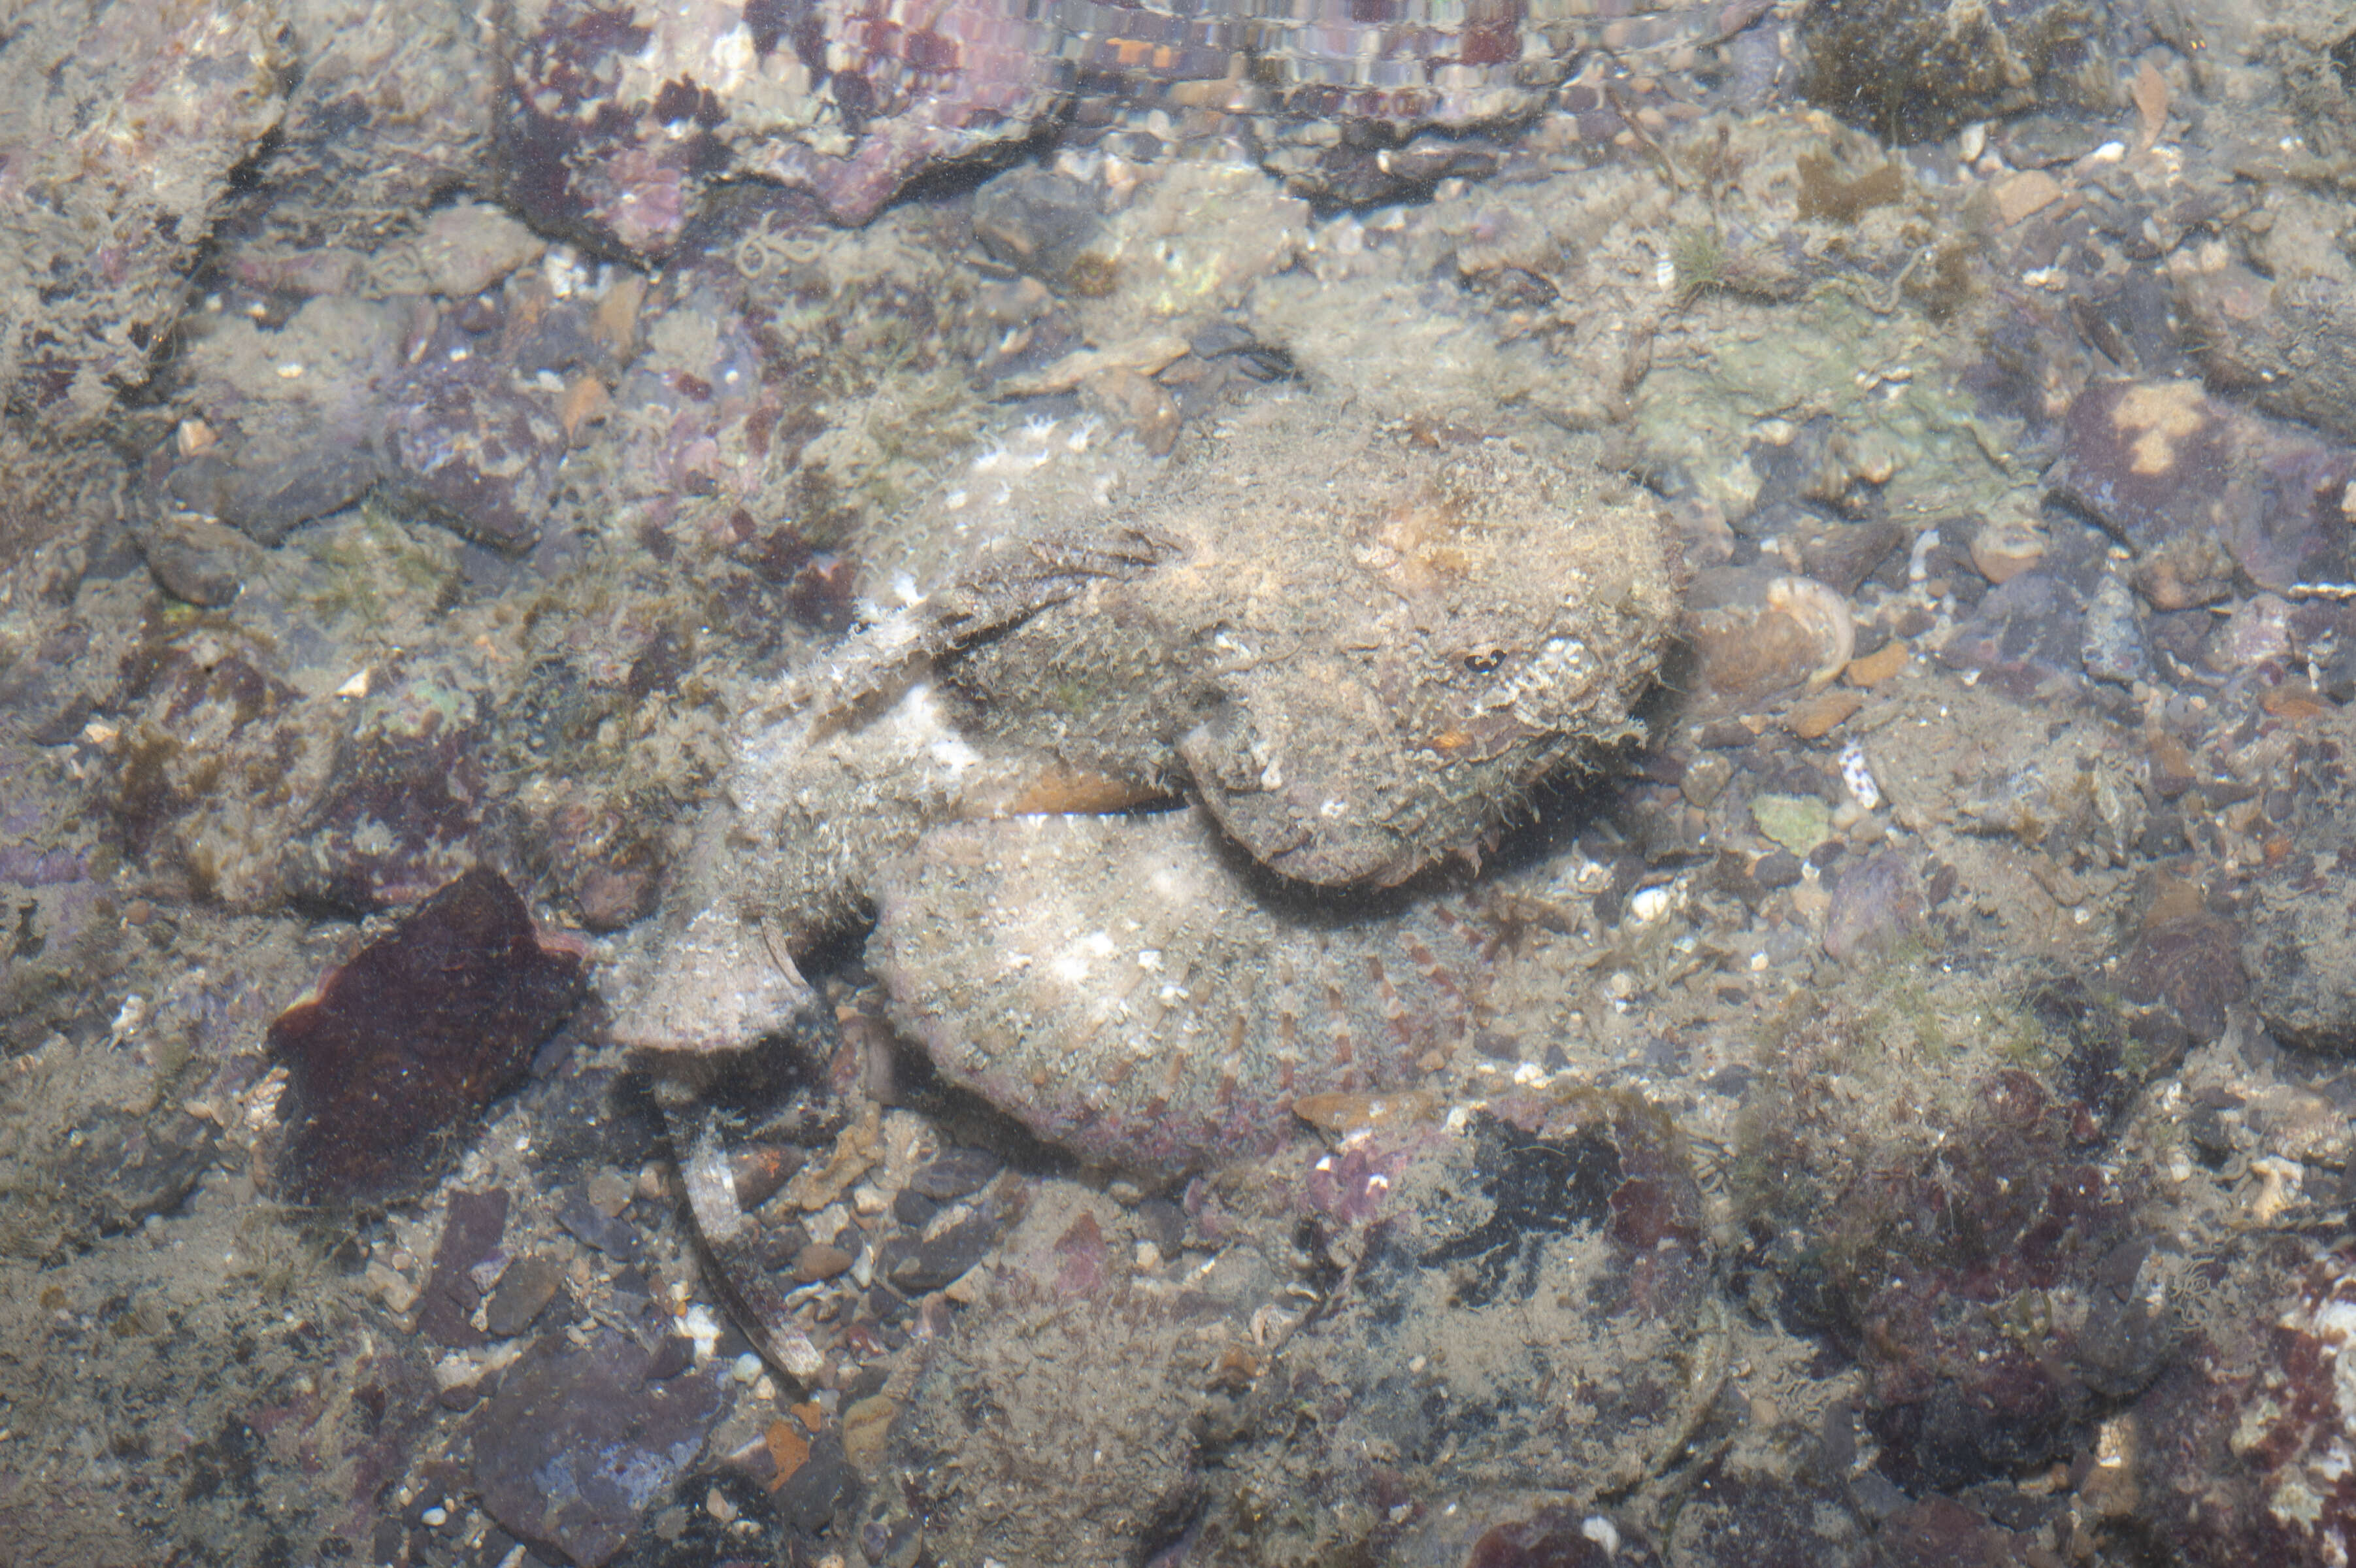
[618,388,1676,1384]
[608,389,1677,1059]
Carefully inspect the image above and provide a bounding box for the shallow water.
[5,1,2356,1564]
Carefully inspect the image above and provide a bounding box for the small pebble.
[1844,639,1908,686]
[795,1243,855,1283]
[585,1169,633,1219]
[1695,720,1758,750]
[906,1146,1006,1199]
[2081,576,2152,687]
[1681,752,1733,807]
[1787,689,1864,739]
[1751,793,1832,856]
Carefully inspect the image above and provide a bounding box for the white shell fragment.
[1839,739,1882,810]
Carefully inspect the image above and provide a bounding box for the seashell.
[1838,739,1882,810]
[1764,574,1856,691]
[1970,515,2049,584]
[1683,568,1856,707]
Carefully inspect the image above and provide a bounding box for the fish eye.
[1461,646,1504,674]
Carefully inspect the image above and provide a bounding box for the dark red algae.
[268,867,586,1205]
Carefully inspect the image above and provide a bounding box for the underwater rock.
[484,1255,568,1339]
[264,0,499,244]
[293,677,495,913]
[1822,847,1925,965]
[138,512,262,609]
[2281,4,2356,166]
[497,0,1762,242]
[267,867,586,1205]
[2238,706,2356,1052]
[870,809,1485,1177]
[2050,381,2231,556]
[870,1192,1253,1563]
[2245,863,2356,1053]
[971,167,1115,296]
[415,1188,510,1350]
[1667,1460,1870,1567]
[1796,0,2112,144]
[468,1326,725,1568]
[2049,378,2356,597]
[2,935,307,1258]
[2205,592,2293,675]
[0,763,122,1049]
[495,0,1057,243]
[1876,1496,2032,1567]
[1801,517,1908,597]
[1204,1088,1714,1563]
[105,618,342,909]
[2131,1236,2356,1567]
[1936,571,2083,697]
[373,356,570,552]
[1750,793,1832,857]
[2122,905,2244,1047]
[157,293,401,541]
[2174,254,2356,453]
[0,1,286,431]
[873,1094,1704,1564]
[1740,976,2154,1494]
[163,291,574,552]
[105,616,506,914]
[2080,574,2153,686]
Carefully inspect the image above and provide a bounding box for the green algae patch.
[1750,792,1831,855]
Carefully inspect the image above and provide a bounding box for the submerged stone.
[267,867,585,1205]
[468,1329,723,1568]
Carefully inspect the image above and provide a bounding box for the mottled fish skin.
[505,0,1770,242]
[871,809,1489,1177]
[927,400,1681,888]
[607,393,1677,1068]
